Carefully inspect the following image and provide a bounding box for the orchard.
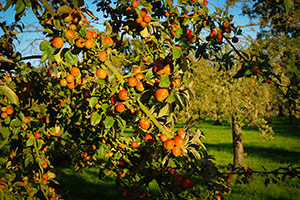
[0,0,299,200]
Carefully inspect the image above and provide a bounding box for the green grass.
[197,117,300,200]
[55,116,300,200]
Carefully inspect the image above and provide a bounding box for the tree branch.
[39,0,55,15]
[21,55,42,60]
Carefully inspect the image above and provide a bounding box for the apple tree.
[0,0,275,199]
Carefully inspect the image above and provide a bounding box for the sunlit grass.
[198,116,300,200]
[56,116,300,200]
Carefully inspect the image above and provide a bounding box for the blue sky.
[0,1,259,61]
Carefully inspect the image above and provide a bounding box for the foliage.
[0,0,279,199]
[242,0,300,120]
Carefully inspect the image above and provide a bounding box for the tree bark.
[232,116,245,167]
[278,104,284,116]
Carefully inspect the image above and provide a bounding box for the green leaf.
[11,118,22,127]
[165,93,175,103]
[137,99,171,137]
[79,26,87,38]
[0,56,14,63]
[23,0,31,9]
[72,0,83,7]
[57,5,70,14]
[4,116,11,124]
[101,103,110,112]
[91,112,102,126]
[104,60,124,84]
[47,171,56,179]
[89,97,98,108]
[0,85,19,105]
[284,0,294,15]
[0,127,10,138]
[15,0,25,14]
[43,28,53,34]
[140,27,149,38]
[41,48,51,63]
[244,69,252,76]
[0,188,3,199]
[134,7,141,16]
[13,181,25,187]
[65,50,78,65]
[37,139,43,150]
[4,0,12,11]
[26,138,35,147]
[39,40,50,51]
[215,7,222,15]
[24,154,33,167]
[159,75,171,87]
[104,20,112,35]
[12,127,20,136]
[104,116,114,129]
[175,26,183,39]
[158,104,170,118]
[173,45,182,60]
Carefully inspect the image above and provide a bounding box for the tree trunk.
[288,106,293,124]
[232,116,245,167]
[278,104,284,116]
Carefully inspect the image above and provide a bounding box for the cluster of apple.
[0,105,14,119]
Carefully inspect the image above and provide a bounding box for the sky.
[0,0,259,64]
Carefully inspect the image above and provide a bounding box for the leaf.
[104,20,112,35]
[0,127,10,138]
[90,112,102,126]
[104,116,114,128]
[158,104,170,118]
[140,27,149,38]
[26,138,35,147]
[189,129,206,150]
[284,0,294,15]
[134,7,141,16]
[137,99,171,137]
[41,48,51,63]
[39,40,50,51]
[173,45,182,60]
[64,49,78,65]
[23,0,31,9]
[165,93,175,103]
[15,0,25,14]
[190,148,201,161]
[0,188,3,199]
[0,85,19,105]
[43,28,53,34]
[57,5,70,14]
[244,69,252,77]
[37,139,43,150]
[11,118,21,127]
[54,48,63,63]
[159,75,171,87]
[104,60,124,84]
[4,0,12,11]
[47,171,56,179]
[89,97,98,108]
[0,56,14,63]
[24,154,33,167]
[175,26,183,39]
[13,181,25,187]
[79,26,87,38]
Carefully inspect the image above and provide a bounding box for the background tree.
[242,0,300,123]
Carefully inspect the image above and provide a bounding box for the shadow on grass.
[55,168,120,200]
[271,117,300,139]
[205,143,300,165]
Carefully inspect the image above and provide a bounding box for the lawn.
[56,116,300,200]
